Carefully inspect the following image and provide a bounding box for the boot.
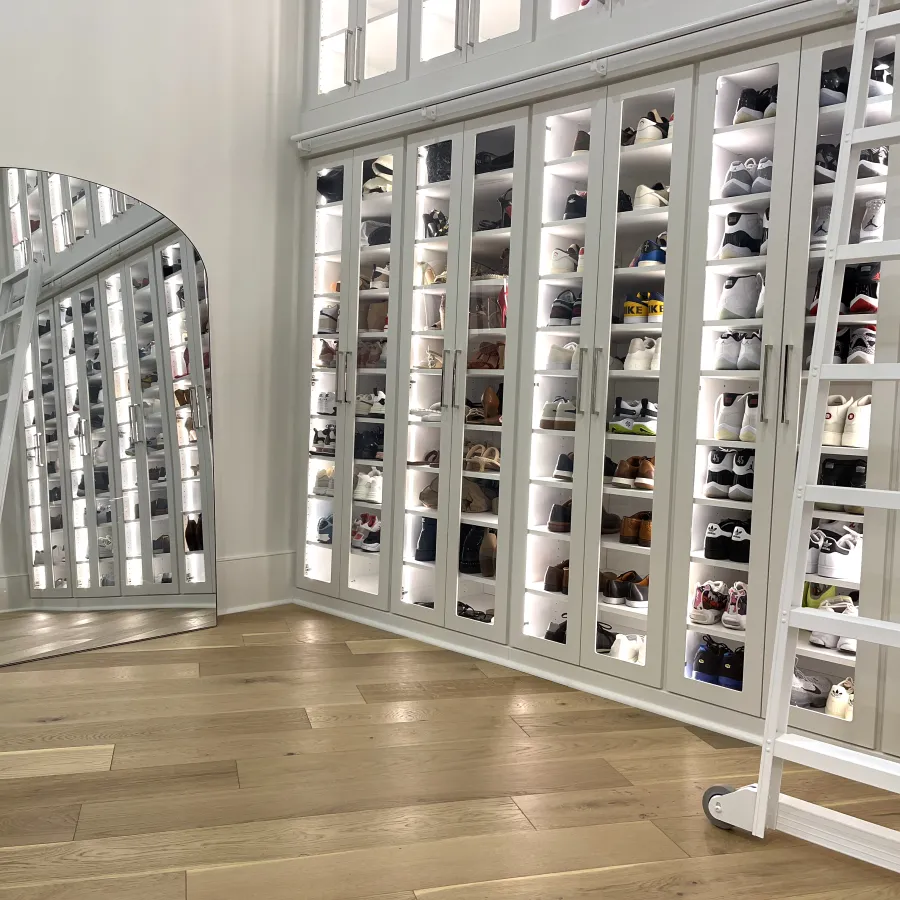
[479,530,498,577]
[415,517,437,562]
[459,525,484,574]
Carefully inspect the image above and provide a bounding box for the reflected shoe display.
[610,634,644,663]
[809,206,830,249]
[563,191,587,220]
[739,393,759,442]
[847,326,876,365]
[571,130,591,155]
[820,65,850,105]
[859,146,889,177]
[848,262,879,313]
[841,395,872,448]
[859,198,885,242]
[152,535,171,555]
[548,289,576,326]
[627,575,650,609]
[870,53,894,95]
[602,570,641,605]
[826,677,855,720]
[361,518,382,553]
[752,157,773,193]
[623,295,649,323]
[624,338,657,370]
[814,143,839,183]
[544,559,569,594]
[317,304,339,334]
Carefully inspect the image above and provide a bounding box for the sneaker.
[717,274,763,320]
[730,522,751,563]
[806,582,838,610]
[571,295,582,324]
[617,190,633,213]
[318,304,339,334]
[350,515,370,548]
[807,529,827,574]
[555,400,577,431]
[623,295,649,323]
[737,332,762,370]
[719,647,745,690]
[714,392,746,441]
[610,634,642,662]
[313,467,331,495]
[870,53,894,95]
[353,471,373,500]
[624,338,656,370]
[823,395,854,446]
[739,393,759,442]
[848,262,879,313]
[817,528,862,581]
[814,143,839,183]
[859,146,889,178]
[317,514,334,543]
[704,519,738,560]
[751,157,773,193]
[547,342,578,370]
[690,580,728,624]
[845,457,867,515]
[714,332,742,369]
[547,500,572,533]
[722,582,748,630]
[608,397,642,433]
[791,666,832,708]
[635,109,670,143]
[415,517,437,561]
[365,469,383,503]
[633,183,669,208]
[633,234,666,267]
[729,450,755,501]
[317,392,337,415]
[645,292,664,323]
[718,213,763,259]
[704,448,735,498]
[859,198,885,242]
[650,338,662,371]
[563,191,588,220]
[553,452,574,481]
[810,206,830,249]
[626,575,650,609]
[371,265,390,288]
[841,395,871,448]
[826,677,855,719]
[368,390,387,417]
[760,207,770,255]
[693,636,727,684]
[809,595,857,651]
[361,518,382,552]
[572,130,591,155]
[634,399,658,435]
[733,87,767,124]
[548,289,576,325]
[721,159,756,197]
[820,65,850,105]
[635,456,655,490]
[847,326,876,365]
[550,244,580,273]
[539,399,562,430]
[761,85,777,118]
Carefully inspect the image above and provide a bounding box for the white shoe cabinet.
[297,28,900,747]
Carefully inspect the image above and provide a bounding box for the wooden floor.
[0,609,216,667]
[0,605,896,899]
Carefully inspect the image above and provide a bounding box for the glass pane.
[365,0,398,79]
[421,0,457,62]
[48,174,70,253]
[551,0,593,20]
[478,0,519,43]
[24,170,47,264]
[69,178,91,244]
[347,153,394,596]
[319,0,352,95]
[307,165,345,585]
[7,169,28,271]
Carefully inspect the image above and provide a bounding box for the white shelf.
[469,328,507,337]
[712,116,775,155]
[539,273,583,286]
[696,438,755,449]
[466,369,506,377]
[601,536,650,555]
[813,509,864,524]
[597,599,649,625]
[543,217,587,239]
[543,155,590,179]
[700,369,761,379]
[619,137,673,166]
[534,368,577,378]
[617,208,669,231]
[532,427,575,435]
[528,525,571,541]
[406,505,438,519]
[690,552,749,571]
[351,499,382,510]
[461,511,499,527]
[706,256,767,275]
[465,423,503,433]
[687,619,745,641]
[416,235,449,252]
[358,330,389,339]
[610,324,663,337]
[531,476,573,489]
[820,445,868,457]
[354,458,384,467]
[818,95,893,132]
[404,558,435,571]
[804,314,877,326]
[538,325,581,336]
[813,175,887,204]
[459,571,496,587]
[805,573,859,590]
[797,634,856,668]
[609,370,659,380]
[462,470,501,481]
[471,227,512,253]
[613,266,666,282]
[703,318,763,329]
[693,495,753,510]
[709,192,771,215]
[527,581,569,599]
[605,486,654,499]
[356,416,386,424]
[606,433,656,443]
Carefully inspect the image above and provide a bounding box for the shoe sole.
[717,246,755,260]
[552,471,573,480]
[611,477,636,488]
[546,524,572,533]
[625,599,649,609]
[750,179,772,193]
[554,420,576,431]
[721,617,746,630]
[637,260,665,267]
[721,181,751,198]
[634,478,655,490]
[733,109,763,124]
[600,596,626,605]
[689,612,722,624]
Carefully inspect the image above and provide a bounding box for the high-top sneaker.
[717,273,763,319]
[810,206,830,249]
[721,159,756,197]
[719,646,745,690]
[635,109,670,143]
[690,580,728,624]
[859,198,885,242]
[729,449,755,501]
[820,66,850,105]
[704,448,735,499]
[859,145,890,178]
[718,213,763,259]
[733,88,767,124]
[722,582,749,630]
[752,157,773,193]
[848,262,879,313]
[814,143,839,183]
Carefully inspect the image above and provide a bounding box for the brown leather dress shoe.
[602,507,621,534]
[620,510,651,544]
[635,456,655,490]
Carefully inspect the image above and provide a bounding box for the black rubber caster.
[702,784,736,830]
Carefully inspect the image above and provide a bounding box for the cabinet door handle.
[343,29,354,86]
[454,0,464,51]
[36,435,44,468]
[781,343,793,425]
[759,343,773,424]
[80,418,89,458]
[574,347,587,415]
[343,351,352,405]
[591,347,603,416]
[452,349,462,408]
[467,0,477,48]
[354,26,363,83]
[440,350,451,408]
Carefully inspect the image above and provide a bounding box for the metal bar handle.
[574,346,587,415]
[454,0,465,51]
[354,26,363,83]
[189,386,201,429]
[591,347,603,416]
[80,418,89,458]
[759,343,773,424]
[36,434,44,468]
[343,29,354,86]
[440,350,451,409]
[334,351,343,404]
[343,351,352,405]
[780,343,793,425]
[127,402,137,438]
[467,0,477,48]
[452,349,462,408]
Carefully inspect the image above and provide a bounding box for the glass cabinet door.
[357,0,407,93]
[470,0,533,58]
[5,169,47,270]
[22,302,71,597]
[46,173,94,259]
[96,185,140,229]
[392,129,465,625]
[60,281,122,595]
[302,156,352,596]
[413,0,464,74]
[318,0,357,100]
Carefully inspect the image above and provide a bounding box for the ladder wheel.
[702,785,735,830]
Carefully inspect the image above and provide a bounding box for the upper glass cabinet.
[315,0,408,103]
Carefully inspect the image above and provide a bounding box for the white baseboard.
[218,598,295,615]
[0,574,31,611]
[216,552,293,614]
[293,588,763,746]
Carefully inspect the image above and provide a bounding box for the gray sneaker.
[791,667,832,708]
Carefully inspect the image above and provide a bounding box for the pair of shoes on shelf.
[351,513,381,552]
[459,525,498,579]
[468,341,505,369]
[599,570,649,608]
[690,581,748,628]
[823,395,871,449]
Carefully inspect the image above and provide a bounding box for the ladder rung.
[0,307,23,325]
[0,349,17,363]
[806,485,900,509]
[775,734,900,794]
[0,395,9,404]
[836,239,900,264]
[865,8,900,39]
[852,122,900,151]
[820,363,900,382]
[790,608,900,649]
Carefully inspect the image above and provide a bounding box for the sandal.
[415,262,436,286]
[418,348,443,369]
[482,386,501,425]
[464,445,487,470]
[419,477,440,509]
[465,406,486,423]
[468,342,499,369]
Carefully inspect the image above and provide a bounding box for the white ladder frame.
[0,262,41,526]
[705,0,900,875]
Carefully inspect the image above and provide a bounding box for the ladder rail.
[751,0,883,838]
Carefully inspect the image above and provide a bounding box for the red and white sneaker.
[848,262,879,313]
[722,582,748,630]
[689,580,728,625]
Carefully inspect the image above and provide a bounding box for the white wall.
[0,0,303,611]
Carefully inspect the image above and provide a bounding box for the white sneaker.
[365,469,383,503]
[326,470,335,496]
[93,441,108,464]
[809,595,857,651]
[350,515,370,548]
[760,207,770,255]
[721,159,756,198]
[718,213,763,260]
[737,332,762,370]
[371,266,390,288]
[823,395,853,446]
[369,390,387,417]
[704,448,735,498]
[739,393,759,442]
[847,326,875,365]
[722,582,748,630]
[650,337,662,371]
[313,468,330,495]
[717,274,763,319]
[636,635,647,666]
[751,158,773,193]
[318,304,339,334]
[841,395,871,448]
[556,400,577,430]
[806,529,826,574]
[539,399,560,429]
[826,677,855,719]
[635,110,668,143]
[356,393,375,416]
[633,184,670,208]
[550,245,579,273]
[859,198,885,243]
[547,342,578,370]
[729,450,754,501]
[755,279,766,317]
[353,471,373,500]
[810,206,830,249]
[624,338,656,370]
[714,393,747,441]
[610,634,641,662]
[317,391,337,415]
[817,528,862,581]
[714,332,742,370]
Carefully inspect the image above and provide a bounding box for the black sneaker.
[733,87,767,124]
[50,514,63,530]
[859,145,889,178]
[415,517,437,562]
[548,289,576,326]
[704,448,735,499]
[617,190,633,213]
[545,614,567,643]
[845,459,867,515]
[693,635,727,683]
[849,262,879,313]
[719,212,763,259]
[729,449,755,502]
[760,84,777,118]
[729,521,751,563]
[361,524,381,553]
[621,126,636,147]
[553,452,574,481]
[563,191,587,220]
[814,143,839,184]
[704,519,739,560]
[596,622,616,653]
[870,53,894,96]
[719,646,744,690]
[572,130,591,154]
[820,65,850,105]
[603,456,616,484]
